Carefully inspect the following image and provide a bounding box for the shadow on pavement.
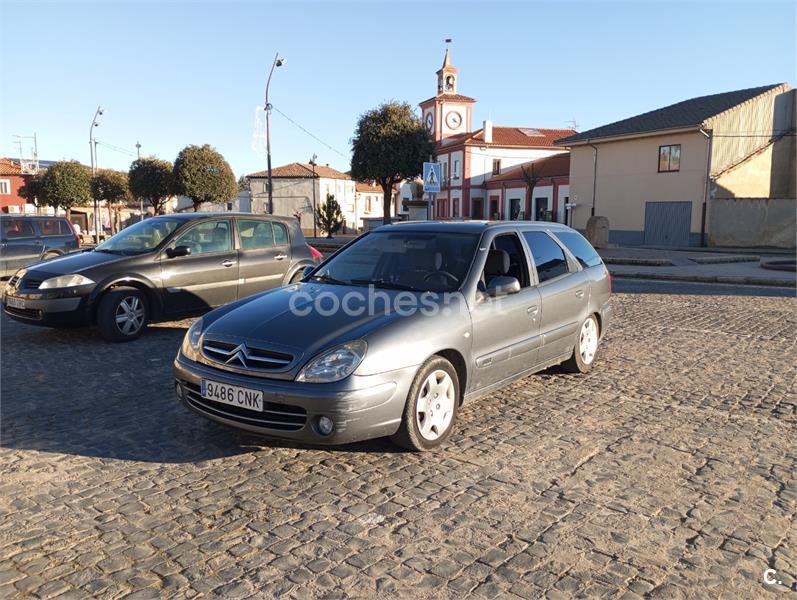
[1,318,401,463]
[612,278,796,298]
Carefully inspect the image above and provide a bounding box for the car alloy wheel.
[115,295,145,336]
[579,316,599,365]
[415,369,456,441]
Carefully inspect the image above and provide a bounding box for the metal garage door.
[644,201,692,247]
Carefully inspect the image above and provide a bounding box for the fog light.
[317,415,334,436]
[175,382,184,400]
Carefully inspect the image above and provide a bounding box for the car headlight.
[38,274,95,289]
[181,318,203,361]
[296,340,367,383]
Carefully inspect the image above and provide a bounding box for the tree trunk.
[382,182,392,226]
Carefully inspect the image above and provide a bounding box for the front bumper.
[2,287,93,327]
[173,354,417,445]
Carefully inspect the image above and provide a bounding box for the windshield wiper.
[350,279,423,292]
[94,248,121,254]
[310,273,347,285]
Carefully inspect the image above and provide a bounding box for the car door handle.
[527,306,539,316]
[575,290,584,298]
[275,254,287,260]
[221,259,236,268]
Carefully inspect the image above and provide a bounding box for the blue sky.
[1,1,794,177]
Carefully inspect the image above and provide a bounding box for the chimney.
[483,120,493,144]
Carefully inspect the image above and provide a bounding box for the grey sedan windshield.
[174,221,613,451]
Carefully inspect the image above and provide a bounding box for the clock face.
[446,111,462,129]
[425,113,434,131]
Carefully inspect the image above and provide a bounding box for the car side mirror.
[302,265,315,278]
[166,245,191,258]
[486,276,521,298]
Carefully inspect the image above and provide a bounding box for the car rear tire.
[97,287,148,342]
[42,252,61,261]
[391,356,459,451]
[562,314,599,373]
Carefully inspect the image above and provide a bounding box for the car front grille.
[21,277,43,290]
[8,275,19,288]
[4,305,42,320]
[180,380,306,431]
[201,339,293,372]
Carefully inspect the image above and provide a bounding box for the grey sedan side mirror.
[302,265,315,278]
[486,276,521,298]
[166,245,191,258]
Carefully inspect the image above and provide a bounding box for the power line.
[271,105,349,160]
[95,140,137,158]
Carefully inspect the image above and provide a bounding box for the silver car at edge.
[173,221,613,451]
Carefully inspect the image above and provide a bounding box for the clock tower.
[419,48,476,143]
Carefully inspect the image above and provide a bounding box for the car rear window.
[553,231,602,268]
[522,231,570,283]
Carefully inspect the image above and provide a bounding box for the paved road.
[612,278,796,298]
[1,289,795,598]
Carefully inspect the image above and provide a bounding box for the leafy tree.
[173,144,237,211]
[92,169,131,234]
[350,102,436,224]
[39,160,92,219]
[315,193,343,238]
[18,173,44,208]
[128,157,175,215]
[237,175,250,192]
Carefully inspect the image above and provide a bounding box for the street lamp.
[88,105,104,244]
[264,52,286,214]
[309,154,318,239]
[136,141,144,221]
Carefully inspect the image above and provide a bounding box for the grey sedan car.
[174,221,612,451]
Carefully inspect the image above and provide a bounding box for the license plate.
[201,379,264,411]
[6,295,25,309]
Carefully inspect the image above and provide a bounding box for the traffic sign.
[423,162,441,193]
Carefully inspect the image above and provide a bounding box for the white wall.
[469,147,566,186]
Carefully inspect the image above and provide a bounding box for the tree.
[92,169,130,233]
[520,162,547,221]
[173,144,237,211]
[39,160,92,220]
[128,157,175,215]
[350,102,436,224]
[18,173,44,209]
[237,175,250,192]
[315,193,343,238]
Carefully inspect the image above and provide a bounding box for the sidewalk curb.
[611,271,796,288]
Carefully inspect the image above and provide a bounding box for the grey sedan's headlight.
[181,318,203,361]
[296,340,367,383]
[38,274,95,289]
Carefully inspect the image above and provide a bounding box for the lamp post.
[264,52,286,214]
[135,141,144,221]
[88,105,103,244]
[309,154,318,239]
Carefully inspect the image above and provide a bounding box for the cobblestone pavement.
[1,291,795,599]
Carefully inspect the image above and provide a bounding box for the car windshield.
[312,230,480,292]
[95,218,182,255]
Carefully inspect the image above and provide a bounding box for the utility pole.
[135,141,144,221]
[264,52,286,214]
[309,154,318,239]
[89,105,104,244]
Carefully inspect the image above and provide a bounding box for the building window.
[0,179,10,195]
[492,159,501,175]
[453,160,460,180]
[658,144,681,172]
[442,162,448,186]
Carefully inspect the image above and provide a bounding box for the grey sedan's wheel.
[391,356,459,451]
[97,287,148,342]
[563,314,599,373]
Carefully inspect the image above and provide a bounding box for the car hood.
[26,250,128,276]
[204,283,421,359]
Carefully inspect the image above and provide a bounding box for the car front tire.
[562,314,600,373]
[97,287,148,342]
[391,356,459,451]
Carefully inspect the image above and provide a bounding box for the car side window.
[239,220,274,250]
[38,219,64,236]
[553,231,602,268]
[273,222,288,245]
[173,220,232,255]
[3,219,36,239]
[523,231,570,283]
[482,233,530,288]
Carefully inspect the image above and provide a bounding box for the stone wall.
[708,197,796,248]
